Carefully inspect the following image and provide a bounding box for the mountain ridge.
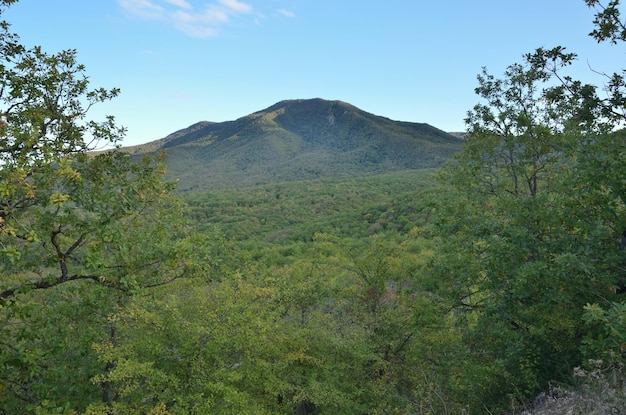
[123,98,463,192]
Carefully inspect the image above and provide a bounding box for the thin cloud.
[277,8,295,18]
[219,0,252,13]
[118,0,254,38]
[165,0,192,8]
[118,0,164,20]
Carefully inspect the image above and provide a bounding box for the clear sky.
[3,0,619,146]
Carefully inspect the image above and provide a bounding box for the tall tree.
[0,1,210,411]
[430,1,626,411]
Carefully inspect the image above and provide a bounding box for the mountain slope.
[124,98,462,192]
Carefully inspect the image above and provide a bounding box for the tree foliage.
[0,1,212,411]
[430,1,626,411]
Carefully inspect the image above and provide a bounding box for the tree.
[0,1,211,411]
[87,253,371,414]
[429,1,626,411]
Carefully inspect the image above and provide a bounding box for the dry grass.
[519,360,625,415]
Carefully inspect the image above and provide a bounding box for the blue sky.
[3,0,619,146]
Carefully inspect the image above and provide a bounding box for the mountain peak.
[125,99,462,191]
[257,98,358,117]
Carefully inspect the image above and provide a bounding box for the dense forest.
[1,0,625,414]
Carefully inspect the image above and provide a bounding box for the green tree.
[310,234,460,414]
[88,231,460,415]
[430,1,626,411]
[88,259,371,414]
[0,1,210,411]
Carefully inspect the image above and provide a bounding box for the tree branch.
[0,273,119,303]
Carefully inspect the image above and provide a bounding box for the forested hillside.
[1,1,625,414]
[122,98,462,192]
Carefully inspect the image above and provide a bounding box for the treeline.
[1,0,626,414]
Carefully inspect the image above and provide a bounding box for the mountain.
[123,98,463,192]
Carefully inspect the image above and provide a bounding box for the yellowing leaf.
[49,191,70,205]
